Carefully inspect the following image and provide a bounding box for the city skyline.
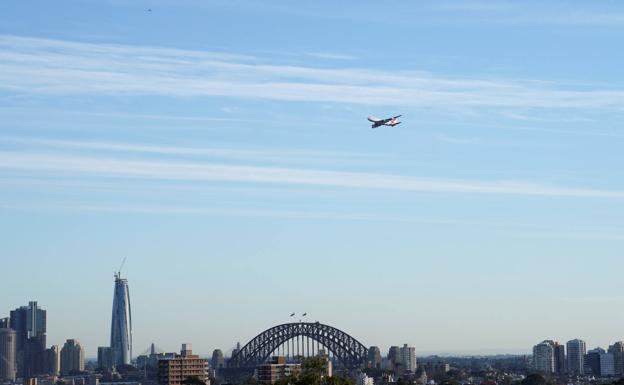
[2,1,624,359]
[3,292,624,358]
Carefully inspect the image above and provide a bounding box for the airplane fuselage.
[368,115,402,128]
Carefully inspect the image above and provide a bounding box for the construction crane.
[115,257,126,279]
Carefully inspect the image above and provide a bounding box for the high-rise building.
[10,301,47,377]
[44,345,60,375]
[608,342,624,376]
[554,342,566,374]
[367,346,382,369]
[533,340,555,373]
[387,346,399,371]
[600,352,615,377]
[61,339,85,376]
[585,348,603,376]
[0,318,9,329]
[231,342,241,362]
[399,344,417,373]
[0,328,17,381]
[9,302,47,349]
[110,272,132,367]
[585,348,616,377]
[567,339,586,375]
[157,344,208,385]
[211,349,224,369]
[97,347,113,370]
[24,335,46,376]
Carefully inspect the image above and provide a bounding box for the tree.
[521,374,546,385]
[609,380,624,385]
[325,376,354,385]
[301,356,328,385]
[182,376,207,385]
[274,376,295,385]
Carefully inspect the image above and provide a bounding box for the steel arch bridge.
[229,322,368,369]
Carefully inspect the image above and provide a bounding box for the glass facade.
[110,273,132,366]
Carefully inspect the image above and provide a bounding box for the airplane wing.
[392,115,402,119]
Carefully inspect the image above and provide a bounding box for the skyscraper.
[567,339,586,375]
[367,346,381,369]
[211,349,224,369]
[399,344,417,373]
[533,340,555,373]
[10,301,47,377]
[600,351,615,377]
[388,346,400,371]
[23,335,46,376]
[586,348,603,376]
[0,328,17,381]
[554,342,566,374]
[110,272,132,367]
[608,342,624,376]
[10,302,46,351]
[60,339,85,376]
[44,345,60,375]
[97,347,113,370]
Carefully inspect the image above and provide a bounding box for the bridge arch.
[229,322,368,369]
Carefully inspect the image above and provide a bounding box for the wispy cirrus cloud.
[2,35,624,109]
[0,136,384,166]
[432,2,624,26]
[1,149,623,199]
[303,52,358,61]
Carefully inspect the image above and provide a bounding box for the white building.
[533,341,555,373]
[399,344,417,372]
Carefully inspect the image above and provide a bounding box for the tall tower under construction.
[110,272,132,367]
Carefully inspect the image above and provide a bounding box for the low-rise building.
[157,344,208,385]
[256,357,301,385]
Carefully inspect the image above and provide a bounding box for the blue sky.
[2,1,624,357]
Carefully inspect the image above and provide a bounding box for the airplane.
[367,115,402,129]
